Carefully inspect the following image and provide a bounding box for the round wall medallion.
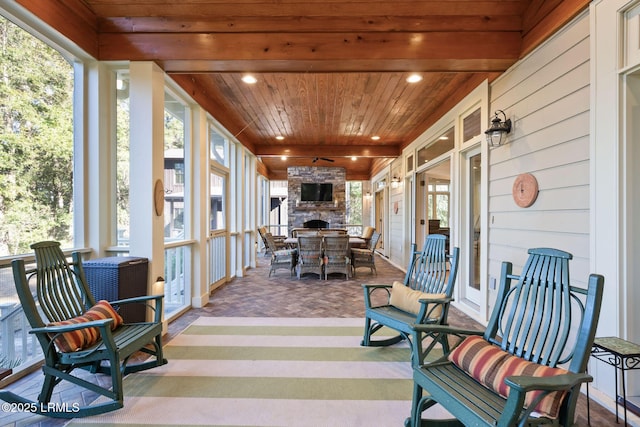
[512,173,539,208]
[154,179,164,216]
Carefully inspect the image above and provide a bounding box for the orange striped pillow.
[48,300,123,352]
[448,335,569,419]
[84,300,124,330]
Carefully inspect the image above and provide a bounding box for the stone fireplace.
[287,166,346,234]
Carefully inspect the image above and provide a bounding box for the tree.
[0,17,73,255]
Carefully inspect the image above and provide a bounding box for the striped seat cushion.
[447,335,569,419]
[48,300,124,352]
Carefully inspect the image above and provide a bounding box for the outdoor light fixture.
[152,276,165,295]
[391,176,401,188]
[484,110,512,147]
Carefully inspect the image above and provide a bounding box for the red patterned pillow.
[448,335,569,419]
[48,300,123,352]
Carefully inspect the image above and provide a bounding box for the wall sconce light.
[365,191,372,198]
[152,276,165,296]
[391,176,401,188]
[484,110,512,148]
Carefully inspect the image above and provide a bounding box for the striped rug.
[67,317,437,427]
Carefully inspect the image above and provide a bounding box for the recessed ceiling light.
[351,156,357,161]
[241,75,257,84]
[280,155,287,161]
[276,135,284,140]
[371,135,380,141]
[406,74,423,83]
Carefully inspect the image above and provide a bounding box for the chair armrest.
[361,283,393,308]
[418,296,452,304]
[110,294,164,305]
[415,296,454,324]
[411,323,484,336]
[30,318,113,335]
[110,294,164,323]
[31,319,119,354]
[410,324,484,367]
[351,248,371,256]
[361,283,393,289]
[501,372,591,424]
[505,371,591,393]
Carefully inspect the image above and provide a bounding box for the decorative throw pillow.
[388,281,445,319]
[48,300,123,352]
[448,335,570,419]
[361,226,375,239]
[84,300,124,330]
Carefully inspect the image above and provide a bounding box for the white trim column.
[82,62,115,255]
[128,62,165,297]
[192,107,210,308]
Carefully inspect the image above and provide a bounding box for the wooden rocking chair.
[407,248,604,427]
[0,241,167,418]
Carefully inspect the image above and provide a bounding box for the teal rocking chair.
[361,234,459,357]
[0,241,167,418]
[407,248,604,427]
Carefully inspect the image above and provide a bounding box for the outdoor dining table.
[283,236,365,247]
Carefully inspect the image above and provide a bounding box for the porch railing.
[208,231,226,286]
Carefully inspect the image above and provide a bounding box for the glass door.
[462,149,481,305]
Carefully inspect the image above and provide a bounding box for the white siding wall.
[487,14,591,301]
[387,158,405,268]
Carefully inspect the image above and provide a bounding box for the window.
[269,180,288,236]
[210,126,228,167]
[463,107,481,142]
[116,71,130,246]
[417,127,454,165]
[0,14,76,372]
[427,180,450,228]
[0,16,75,256]
[210,172,225,230]
[164,91,187,241]
[346,181,363,231]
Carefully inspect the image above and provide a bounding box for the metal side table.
[591,337,640,426]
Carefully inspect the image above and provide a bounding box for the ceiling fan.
[312,157,335,163]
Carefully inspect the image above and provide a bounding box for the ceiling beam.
[89,1,528,18]
[98,31,522,67]
[254,144,401,158]
[163,59,516,74]
[99,15,523,34]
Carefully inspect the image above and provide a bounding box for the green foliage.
[346,181,363,225]
[0,17,73,255]
[0,353,21,370]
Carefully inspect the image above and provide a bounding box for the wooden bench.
[406,248,604,427]
[361,234,459,364]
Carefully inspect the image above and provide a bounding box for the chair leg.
[38,371,57,404]
[361,317,372,346]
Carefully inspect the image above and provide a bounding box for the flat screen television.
[300,183,333,201]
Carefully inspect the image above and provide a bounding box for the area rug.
[67,317,439,427]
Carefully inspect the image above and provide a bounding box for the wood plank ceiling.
[15,0,589,179]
